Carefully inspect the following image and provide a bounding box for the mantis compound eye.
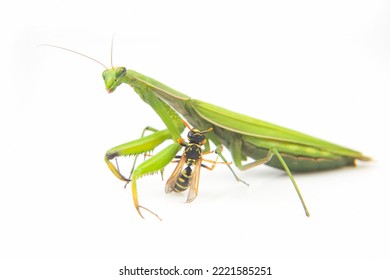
[115,67,127,79]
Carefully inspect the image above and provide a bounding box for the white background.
[1,0,389,279]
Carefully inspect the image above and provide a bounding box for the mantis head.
[102,67,127,93]
[41,43,127,94]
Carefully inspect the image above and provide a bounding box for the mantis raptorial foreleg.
[127,126,161,181]
[130,143,182,219]
[104,128,182,219]
[105,129,172,181]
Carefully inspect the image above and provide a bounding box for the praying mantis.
[43,44,370,220]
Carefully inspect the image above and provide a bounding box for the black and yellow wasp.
[165,121,229,203]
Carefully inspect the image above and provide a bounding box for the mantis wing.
[190,99,369,160]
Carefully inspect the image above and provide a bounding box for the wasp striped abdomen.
[174,166,192,192]
[173,144,202,192]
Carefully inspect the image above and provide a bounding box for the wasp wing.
[165,155,187,193]
[186,159,202,203]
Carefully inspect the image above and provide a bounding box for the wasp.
[165,121,229,203]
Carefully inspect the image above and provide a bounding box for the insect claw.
[138,206,162,221]
[136,207,145,219]
[123,179,131,189]
[239,178,250,186]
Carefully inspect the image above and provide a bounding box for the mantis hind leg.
[231,140,310,217]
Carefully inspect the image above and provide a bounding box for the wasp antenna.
[39,44,108,70]
[203,127,213,133]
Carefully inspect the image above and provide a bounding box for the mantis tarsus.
[44,44,370,220]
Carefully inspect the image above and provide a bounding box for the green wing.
[191,99,369,160]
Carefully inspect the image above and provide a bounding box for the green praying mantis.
[44,44,370,220]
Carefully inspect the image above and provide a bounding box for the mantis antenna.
[110,35,115,69]
[39,44,109,69]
